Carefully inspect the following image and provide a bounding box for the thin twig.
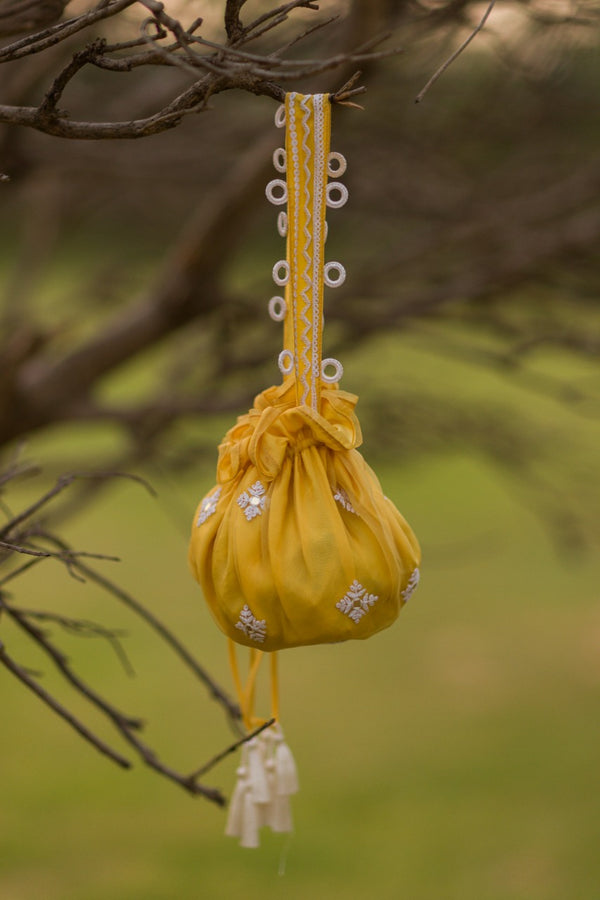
[191,718,276,780]
[0,471,154,539]
[225,0,247,42]
[1,600,226,804]
[0,539,119,564]
[17,608,134,677]
[0,639,133,769]
[0,459,40,489]
[3,600,142,728]
[38,532,241,725]
[241,0,319,42]
[0,557,42,587]
[415,0,497,103]
[330,69,366,104]
[0,0,137,64]
[269,13,339,57]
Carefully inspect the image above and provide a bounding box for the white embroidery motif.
[336,580,379,623]
[402,568,420,602]
[196,487,221,526]
[237,481,266,521]
[235,604,267,643]
[333,487,356,514]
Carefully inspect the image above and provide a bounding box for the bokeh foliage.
[1,1,599,896]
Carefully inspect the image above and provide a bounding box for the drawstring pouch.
[189,93,421,847]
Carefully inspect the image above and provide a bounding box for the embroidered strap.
[284,93,331,410]
[267,93,347,410]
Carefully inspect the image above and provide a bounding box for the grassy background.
[1,333,599,900]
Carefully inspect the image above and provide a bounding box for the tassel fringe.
[225,723,298,848]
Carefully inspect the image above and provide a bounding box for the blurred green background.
[1,1,600,898]
[1,336,599,900]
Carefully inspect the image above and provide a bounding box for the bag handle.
[268,93,347,411]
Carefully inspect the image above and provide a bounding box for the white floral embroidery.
[196,487,221,526]
[235,604,267,643]
[237,481,266,521]
[333,487,356,514]
[402,568,420,602]
[336,580,379,623]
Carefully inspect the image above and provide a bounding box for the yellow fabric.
[282,92,330,407]
[189,380,420,651]
[226,640,280,730]
[188,92,421,653]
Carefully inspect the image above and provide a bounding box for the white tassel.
[259,750,278,831]
[246,737,271,804]
[255,734,275,828]
[240,786,261,849]
[273,729,299,796]
[225,762,247,839]
[226,725,299,846]
[225,744,261,847]
[263,724,298,835]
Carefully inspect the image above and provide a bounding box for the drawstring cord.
[228,639,279,731]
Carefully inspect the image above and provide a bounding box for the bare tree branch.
[17,607,134,676]
[0,464,251,804]
[0,471,154,539]
[0,537,119,563]
[0,0,397,139]
[27,527,241,723]
[191,717,276,780]
[415,0,497,103]
[0,0,136,60]
[0,0,71,37]
[1,594,228,804]
[0,631,133,769]
[3,132,274,445]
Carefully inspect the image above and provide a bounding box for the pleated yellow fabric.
[188,93,421,654]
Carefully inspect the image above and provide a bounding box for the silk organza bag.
[189,93,421,847]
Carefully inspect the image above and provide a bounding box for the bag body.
[189,379,420,651]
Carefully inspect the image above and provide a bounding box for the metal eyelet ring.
[274,105,286,128]
[324,261,346,288]
[326,182,349,209]
[272,148,286,173]
[265,179,287,206]
[278,349,294,376]
[327,152,347,177]
[277,211,288,237]
[268,296,287,322]
[272,260,290,286]
[321,358,344,383]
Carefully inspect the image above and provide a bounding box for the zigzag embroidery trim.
[287,93,300,398]
[311,95,326,410]
[298,94,313,407]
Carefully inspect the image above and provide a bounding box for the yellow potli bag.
[189,93,421,847]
